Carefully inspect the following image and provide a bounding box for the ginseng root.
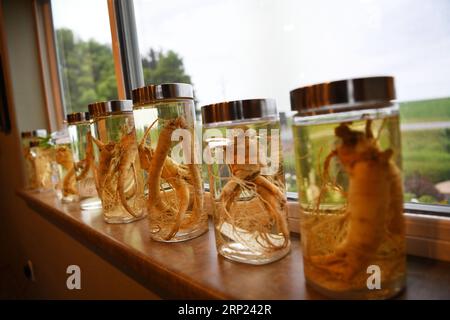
[77,132,94,182]
[310,120,404,280]
[91,136,115,197]
[143,117,203,240]
[93,126,143,218]
[56,146,77,197]
[117,129,142,217]
[217,131,290,251]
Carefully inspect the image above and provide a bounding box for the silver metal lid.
[132,83,194,106]
[21,131,33,138]
[201,99,277,124]
[67,112,91,124]
[290,76,396,115]
[109,100,133,113]
[88,101,110,118]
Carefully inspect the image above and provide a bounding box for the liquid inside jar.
[27,145,55,191]
[93,114,146,223]
[68,122,101,210]
[55,143,78,202]
[293,108,406,299]
[134,100,208,242]
[205,119,291,264]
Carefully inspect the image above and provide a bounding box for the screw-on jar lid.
[21,131,33,138]
[67,112,91,124]
[132,83,194,107]
[88,101,110,118]
[290,76,396,115]
[109,100,133,113]
[201,99,277,124]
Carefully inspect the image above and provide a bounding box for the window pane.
[51,0,118,114]
[132,0,450,207]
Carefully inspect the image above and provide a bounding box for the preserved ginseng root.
[302,119,405,293]
[55,144,77,199]
[24,145,54,190]
[139,117,206,241]
[92,125,145,220]
[214,130,290,257]
[76,132,94,181]
[74,132,99,203]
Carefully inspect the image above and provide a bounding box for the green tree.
[55,29,193,114]
[55,28,117,113]
[141,48,192,85]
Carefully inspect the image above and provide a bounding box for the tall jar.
[89,100,146,223]
[54,128,78,203]
[132,83,208,242]
[21,129,50,190]
[202,99,291,264]
[67,112,102,210]
[291,76,405,299]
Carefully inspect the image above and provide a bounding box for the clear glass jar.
[89,100,146,223]
[291,76,406,299]
[53,128,78,203]
[28,139,55,192]
[21,129,49,190]
[202,99,291,264]
[67,112,102,210]
[132,83,208,242]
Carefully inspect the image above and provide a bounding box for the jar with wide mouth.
[89,100,146,223]
[202,98,291,264]
[291,76,405,299]
[67,112,102,210]
[132,83,208,242]
[27,137,55,192]
[21,129,51,190]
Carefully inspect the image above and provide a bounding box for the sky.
[52,0,450,112]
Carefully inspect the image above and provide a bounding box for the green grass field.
[284,97,450,203]
[400,97,450,184]
[399,97,450,123]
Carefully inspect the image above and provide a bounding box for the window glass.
[131,0,450,206]
[51,0,118,114]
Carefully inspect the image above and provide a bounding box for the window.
[44,0,450,210]
[132,0,450,208]
[51,0,118,114]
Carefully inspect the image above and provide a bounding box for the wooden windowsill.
[17,189,450,299]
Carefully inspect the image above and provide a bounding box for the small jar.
[202,99,291,264]
[28,139,55,192]
[291,76,405,299]
[89,100,146,223]
[54,128,78,203]
[21,129,49,190]
[67,112,102,210]
[132,83,208,242]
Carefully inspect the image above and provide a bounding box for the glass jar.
[291,76,405,299]
[28,138,55,192]
[89,100,146,223]
[21,129,49,190]
[53,128,78,203]
[67,112,102,210]
[132,83,208,242]
[202,99,291,264]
